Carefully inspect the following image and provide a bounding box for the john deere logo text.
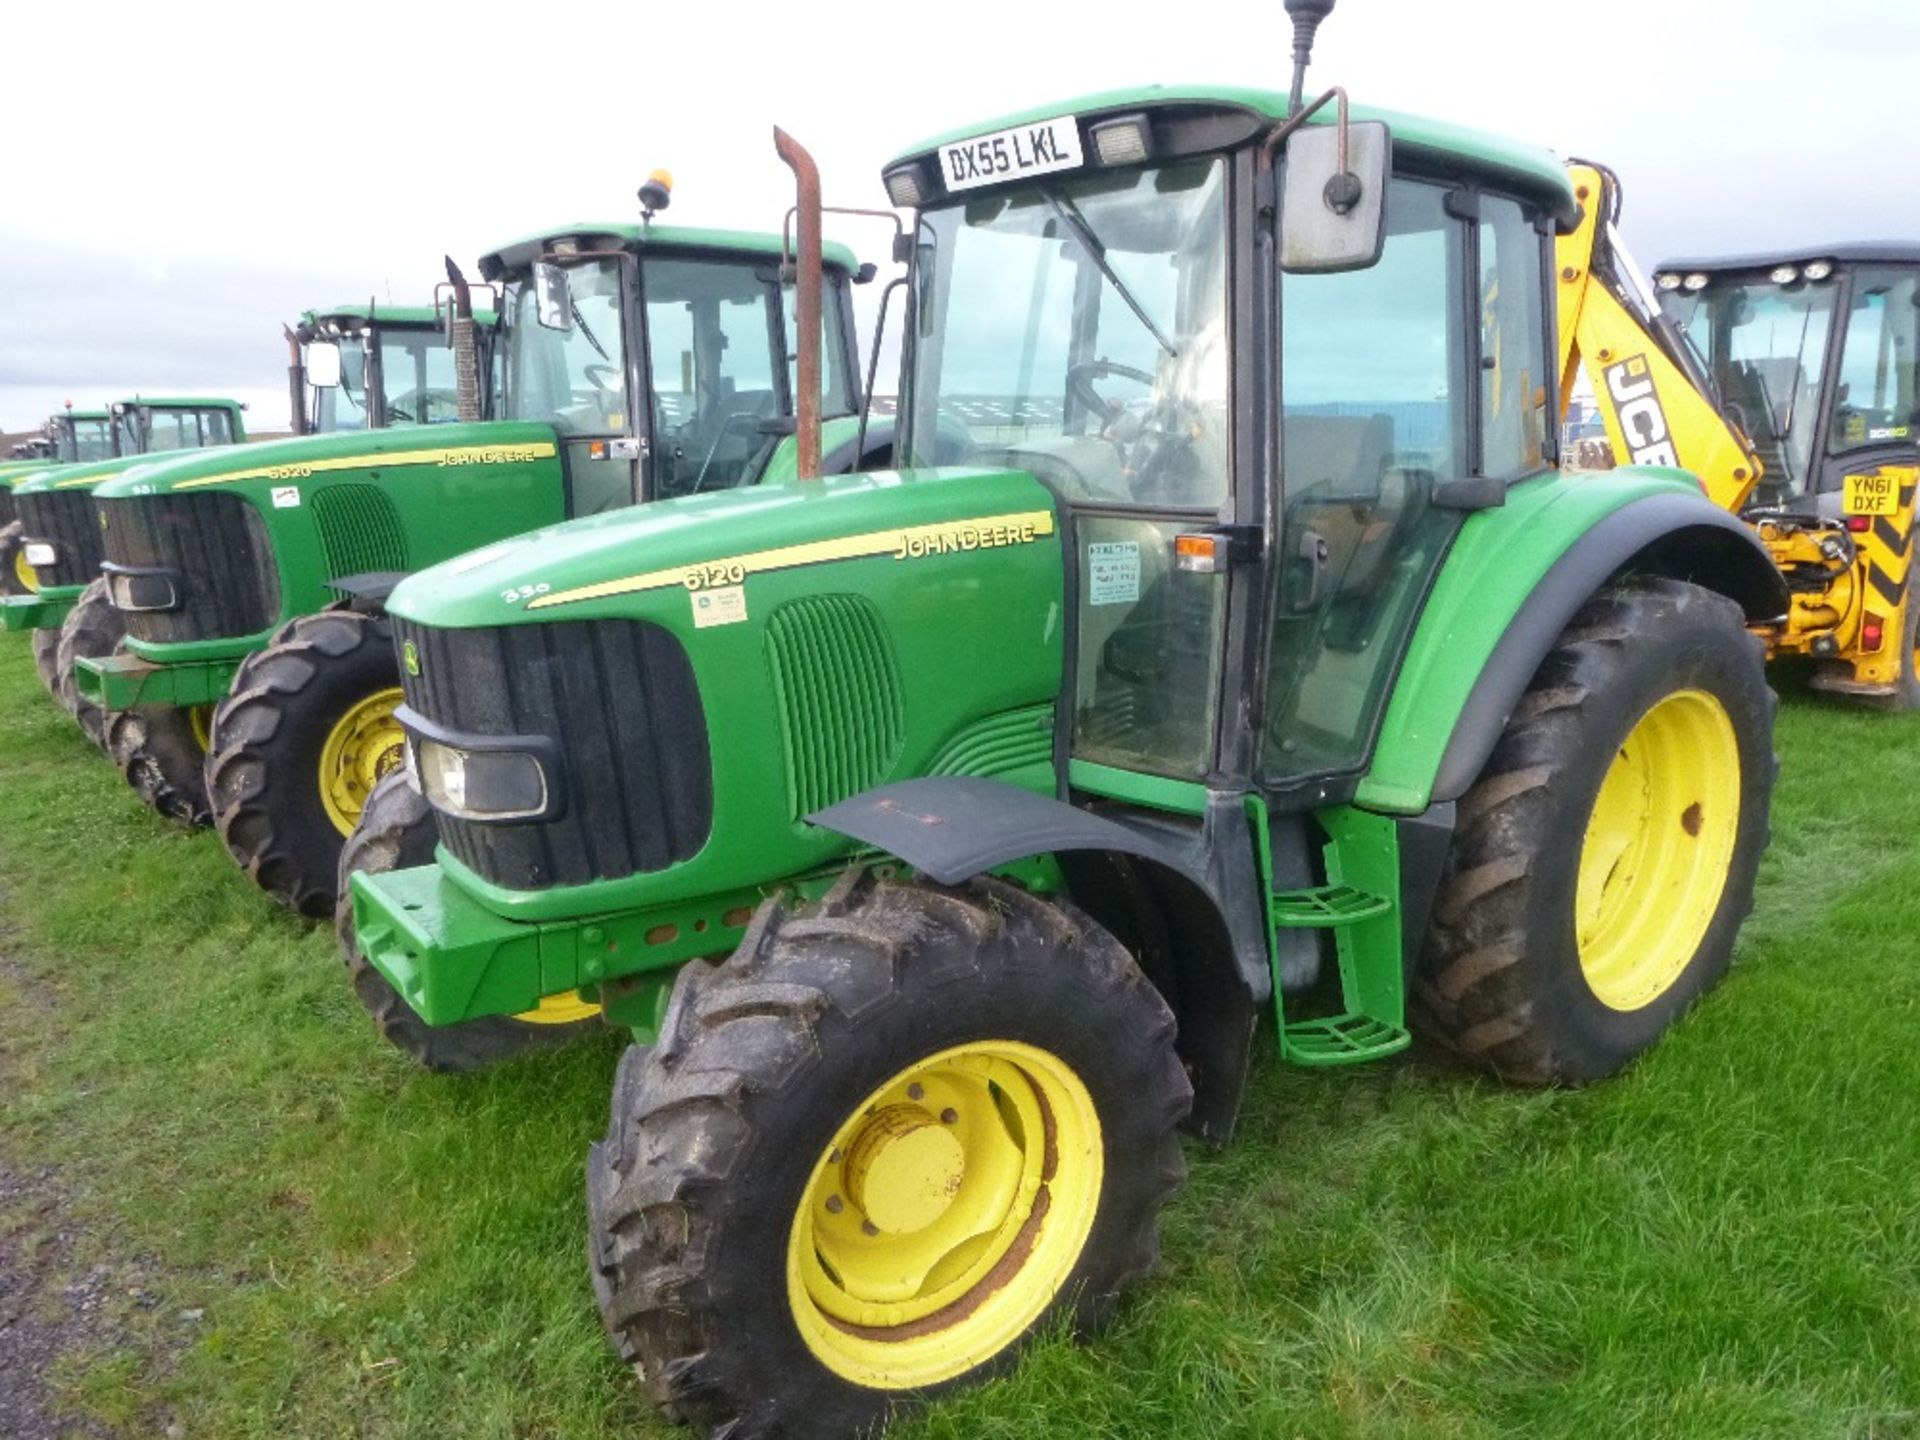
[402,641,420,676]
[893,517,1042,560]
[1604,356,1679,468]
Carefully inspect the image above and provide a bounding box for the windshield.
[902,159,1229,509]
[314,337,371,432]
[139,407,233,453]
[378,324,460,425]
[55,417,115,463]
[502,257,629,436]
[1663,277,1838,500]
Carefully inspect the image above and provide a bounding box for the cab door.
[1260,181,1552,793]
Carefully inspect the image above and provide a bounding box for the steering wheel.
[583,363,623,398]
[1067,360,1154,425]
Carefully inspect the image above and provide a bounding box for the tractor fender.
[811,775,1263,1142]
[1430,492,1785,805]
[325,571,409,607]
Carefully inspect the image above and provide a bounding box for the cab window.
[1829,267,1920,452]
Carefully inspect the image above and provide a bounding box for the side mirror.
[307,340,343,388]
[1280,120,1391,274]
[532,262,573,331]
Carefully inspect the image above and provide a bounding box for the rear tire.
[588,868,1191,1437]
[337,771,598,1070]
[54,579,125,749]
[106,706,214,827]
[0,519,33,597]
[208,609,405,916]
[1412,577,1774,1083]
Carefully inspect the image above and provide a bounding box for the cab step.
[1282,1013,1411,1066]
[1268,883,1392,927]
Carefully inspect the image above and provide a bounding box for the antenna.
[1284,0,1336,111]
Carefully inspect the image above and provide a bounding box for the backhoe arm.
[1555,162,1763,513]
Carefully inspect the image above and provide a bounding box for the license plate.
[939,116,1083,193]
[1844,471,1898,516]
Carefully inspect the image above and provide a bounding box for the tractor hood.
[14,453,150,496]
[387,466,1062,633]
[0,461,58,492]
[90,422,560,503]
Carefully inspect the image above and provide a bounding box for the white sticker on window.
[271,485,301,508]
[692,584,748,628]
[1086,542,1140,606]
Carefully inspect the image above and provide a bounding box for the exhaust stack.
[444,257,482,424]
[774,126,823,481]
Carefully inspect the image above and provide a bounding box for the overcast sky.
[3,0,1914,432]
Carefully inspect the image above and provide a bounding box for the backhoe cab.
[345,12,1781,1427]
[75,217,886,913]
[1654,248,1920,700]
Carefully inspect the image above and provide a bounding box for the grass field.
[3,633,1919,1440]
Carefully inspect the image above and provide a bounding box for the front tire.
[337,771,600,1070]
[106,705,215,827]
[1413,577,1774,1082]
[588,868,1191,1438]
[54,579,126,749]
[208,609,406,916]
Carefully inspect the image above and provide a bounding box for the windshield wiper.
[1041,188,1178,359]
[571,278,613,364]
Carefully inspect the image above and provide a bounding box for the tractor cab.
[49,409,116,463]
[296,304,499,433]
[482,222,866,514]
[885,89,1562,789]
[110,396,247,455]
[1656,247,1920,515]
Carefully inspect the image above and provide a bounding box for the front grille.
[0,489,15,528]
[15,489,104,588]
[395,617,713,890]
[98,495,280,644]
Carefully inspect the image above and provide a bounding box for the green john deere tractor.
[0,408,118,596]
[341,16,1786,1431]
[4,397,248,715]
[78,212,893,916]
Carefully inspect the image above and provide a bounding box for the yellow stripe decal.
[167,441,559,491]
[527,508,1058,611]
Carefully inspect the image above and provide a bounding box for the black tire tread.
[587,868,1190,1437]
[54,579,126,749]
[1412,577,1776,1084]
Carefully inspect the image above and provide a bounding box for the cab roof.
[303,303,498,328]
[113,396,246,413]
[55,409,110,423]
[887,83,1577,220]
[1658,243,1920,274]
[479,224,862,283]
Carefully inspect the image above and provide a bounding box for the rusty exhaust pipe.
[283,324,309,434]
[444,256,482,424]
[774,126,823,481]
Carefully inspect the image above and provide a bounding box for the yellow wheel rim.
[317,687,406,838]
[787,1039,1103,1391]
[512,989,600,1025]
[1575,689,1741,1011]
[14,546,38,592]
[188,705,214,754]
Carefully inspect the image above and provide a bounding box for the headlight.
[1654,272,1681,291]
[1683,273,1710,291]
[417,739,551,822]
[105,568,179,612]
[23,542,56,566]
[1769,264,1800,285]
[1803,259,1835,282]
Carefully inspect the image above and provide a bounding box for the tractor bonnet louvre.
[764,594,904,821]
[311,483,409,578]
[98,494,280,644]
[394,616,713,890]
[926,704,1055,785]
[15,490,105,589]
